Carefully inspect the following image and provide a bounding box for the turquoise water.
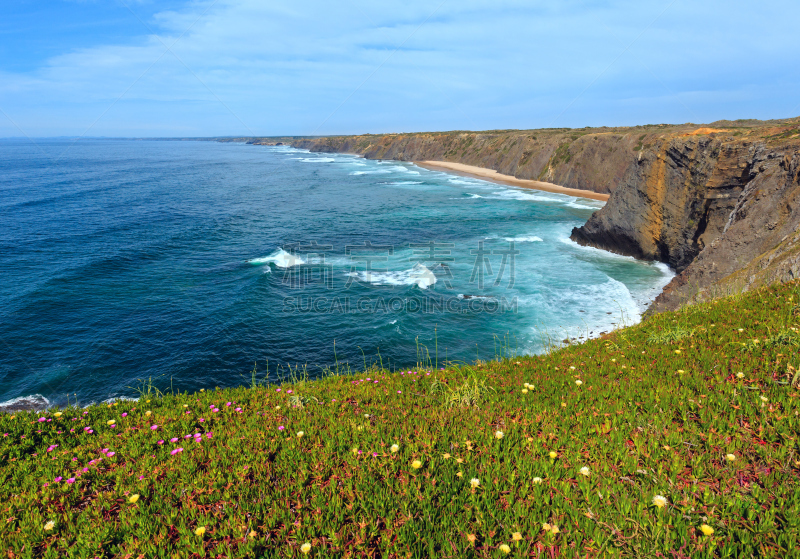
[0,139,672,407]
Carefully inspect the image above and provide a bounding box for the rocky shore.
[277,118,800,312]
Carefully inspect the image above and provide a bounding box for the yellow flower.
[456,458,464,464]
[275,405,281,410]
[674,350,681,354]
[736,372,744,378]
[296,431,304,438]
[145,411,152,416]
[677,369,685,374]
[352,447,359,455]
[300,542,312,554]
[575,380,583,386]
[560,402,567,407]
[699,524,714,536]
[470,478,480,488]
[183,404,188,408]
[499,544,511,554]
[495,430,504,439]
[541,523,551,532]
[146,399,151,403]
[442,453,451,459]
[195,526,206,536]
[550,525,559,534]
[725,453,736,462]
[44,520,55,531]
[549,451,557,459]
[532,477,543,484]
[128,494,140,504]
[512,532,522,541]
[652,495,667,508]
[390,444,399,453]
[611,358,616,362]
[106,419,116,426]
[522,389,528,394]
[54,412,62,418]
[249,530,257,538]
[466,533,476,544]
[760,396,769,402]
[411,460,422,469]
[456,471,463,478]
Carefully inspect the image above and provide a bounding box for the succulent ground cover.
[2,281,800,557]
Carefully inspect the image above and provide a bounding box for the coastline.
[414,161,610,202]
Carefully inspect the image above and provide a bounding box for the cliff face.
[282,119,800,313]
[570,127,800,311]
[290,128,661,195]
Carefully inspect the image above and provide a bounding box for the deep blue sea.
[0,139,673,407]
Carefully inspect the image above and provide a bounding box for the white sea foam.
[346,263,437,289]
[248,248,305,268]
[504,235,543,243]
[388,181,425,186]
[350,170,392,175]
[297,157,335,163]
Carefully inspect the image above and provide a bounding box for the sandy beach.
[415,161,610,202]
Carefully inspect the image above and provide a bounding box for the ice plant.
[725,453,736,462]
[470,478,480,489]
[499,544,511,554]
[300,542,312,554]
[44,521,55,531]
[652,495,667,508]
[495,430,504,439]
[128,494,139,504]
[411,460,422,469]
[699,524,714,536]
[297,431,304,438]
[579,466,590,477]
[575,380,583,386]
[390,444,399,453]
[549,451,557,459]
[195,526,206,536]
[533,477,543,484]
[512,532,522,541]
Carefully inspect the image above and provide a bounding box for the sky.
[0,0,799,137]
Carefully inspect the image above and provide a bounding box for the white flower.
[300,542,312,554]
[44,520,55,531]
[495,430,504,439]
[569,366,576,370]
[575,380,583,386]
[532,477,543,484]
[296,431,304,438]
[725,453,736,462]
[499,543,511,554]
[522,389,528,394]
[760,396,769,402]
[390,444,399,453]
[470,478,480,488]
[652,495,667,508]
[578,466,590,477]
[736,372,744,378]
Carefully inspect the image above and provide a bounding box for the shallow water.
[0,140,673,406]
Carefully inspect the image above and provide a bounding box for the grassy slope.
[3,282,800,558]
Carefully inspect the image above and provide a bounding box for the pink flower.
[157,440,164,445]
[82,468,88,473]
[198,418,204,422]
[121,413,128,417]
[278,426,285,430]
[398,391,402,394]
[234,408,241,412]
[38,417,46,422]
[151,425,158,430]
[66,478,75,484]
[170,448,184,455]
[276,388,281,392]
[170,437,179,443]
[138,475,145,480]
[226,402,231,406]
[106,452,115,457]
[54,476,63,482]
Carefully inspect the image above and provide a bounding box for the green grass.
[3,281,800,557]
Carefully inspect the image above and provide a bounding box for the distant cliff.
[278,119,800,312]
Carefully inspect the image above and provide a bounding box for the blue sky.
[1,0,798,137]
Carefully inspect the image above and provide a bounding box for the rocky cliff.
[278,119,800,312]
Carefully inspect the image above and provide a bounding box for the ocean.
[0,139,673,408]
